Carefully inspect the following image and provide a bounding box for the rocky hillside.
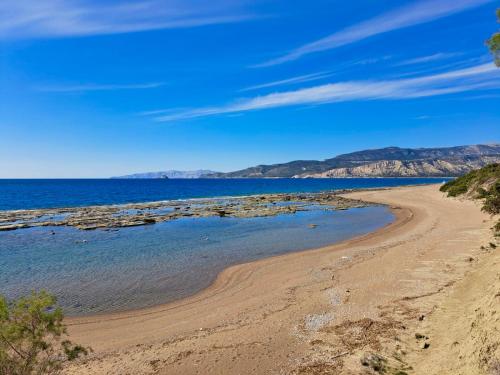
[301,156,499,178]
[207,144,500,178]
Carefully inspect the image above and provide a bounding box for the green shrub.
[482,181,500,215]
[440,163,500,197]
[441,163,500,235]
[0,291,89,375]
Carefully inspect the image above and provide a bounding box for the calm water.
[0,178,448,210]
[0,178,443,315]
[0,206,393,315]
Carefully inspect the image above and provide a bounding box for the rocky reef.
[0,191,372,231]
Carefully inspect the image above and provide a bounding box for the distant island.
[112,169,219,179]
[114,144,500,179]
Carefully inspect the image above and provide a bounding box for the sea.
[0,178,448,315]
[0,178,448,210]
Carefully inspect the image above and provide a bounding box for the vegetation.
[487,9,500,66]
[440,163,500,235]
[0,291,89,375]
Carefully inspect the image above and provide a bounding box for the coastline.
[66,199,407,324]
[63,184,497,374]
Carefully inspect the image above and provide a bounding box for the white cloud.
[36,82,165,92]
[256,0,494,67]
[0,0,258,39]
[151,63,499,122]
[395,52,463,66]
[240,72,334,92]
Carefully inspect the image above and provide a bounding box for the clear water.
[0,206,394,316]
[0,178,447,210]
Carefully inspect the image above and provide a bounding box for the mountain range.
[113,145,500,179]
[205,144,500,178]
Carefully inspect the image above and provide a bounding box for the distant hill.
[113,170,219,179]
[205,144,500,178]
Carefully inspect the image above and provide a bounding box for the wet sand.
[64,184,498,374]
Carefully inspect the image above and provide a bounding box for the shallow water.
[0,206,393,315]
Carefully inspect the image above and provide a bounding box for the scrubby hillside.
[440,163,500,232]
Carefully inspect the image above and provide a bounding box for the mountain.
[113,170,219,179]
[206,144,500,178]
[301,157,499,178]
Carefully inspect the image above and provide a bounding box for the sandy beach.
[64,184,499,374]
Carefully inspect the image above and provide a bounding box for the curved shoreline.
[63,184,497,375]
[66,198,410,326]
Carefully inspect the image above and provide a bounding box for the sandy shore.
[64,184,499,374]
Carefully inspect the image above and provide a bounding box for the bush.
[440,163,500,198]
[0,291,89,374]
[441,163,500,235]
[483,181,500,215]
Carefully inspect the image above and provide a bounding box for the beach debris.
[331,351,349,360]
[360,352,387,372]
[415,333,428,340]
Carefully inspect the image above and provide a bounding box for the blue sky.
[0,0,499,178]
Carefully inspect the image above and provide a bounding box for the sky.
[0,0,499,178]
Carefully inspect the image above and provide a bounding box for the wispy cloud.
[149,63,499,122]
[244,56,393,90]
[0,0,258,39]
[256,0,493,67]
[395,52,463,66]
[36,82,165,92]
[240,72,334,92]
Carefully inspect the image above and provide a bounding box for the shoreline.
[66,201,407,323]
[64,186,414,337]
[63,184,496,374]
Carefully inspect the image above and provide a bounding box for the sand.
[64,184,499,374]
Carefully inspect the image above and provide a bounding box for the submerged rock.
[0,191,372,232]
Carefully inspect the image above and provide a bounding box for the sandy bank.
[64,184,498,374]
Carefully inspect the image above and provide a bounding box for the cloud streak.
[240,72,334,92]
[394,52,463,66]
[36,82,165,92]
[0,0,258,39]
[256,0,493,67]
[244,56,393,91]
[150,63,499,122]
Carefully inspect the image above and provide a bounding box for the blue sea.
[0,178,448,210]
[0,178,447,315]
